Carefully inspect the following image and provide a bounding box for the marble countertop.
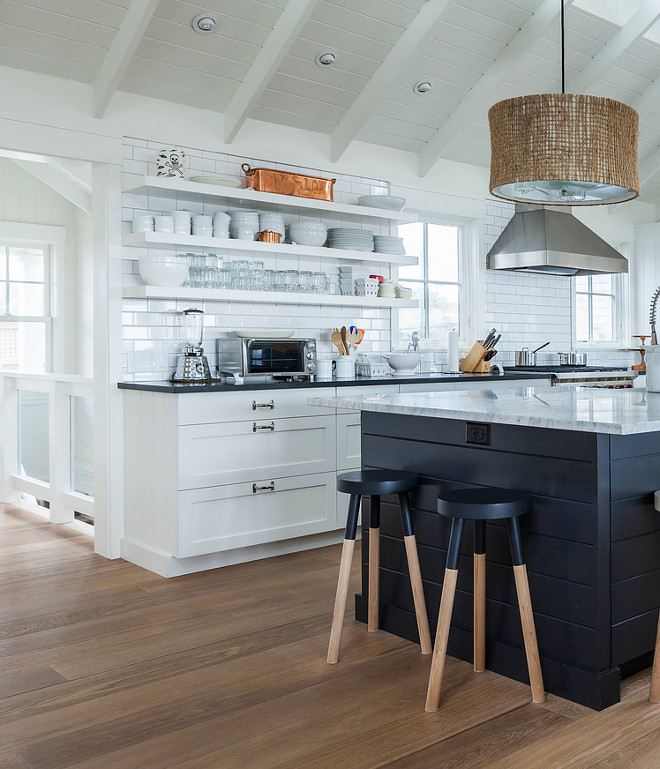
[308,385,660,435]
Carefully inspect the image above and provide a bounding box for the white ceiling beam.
[633,72,660,118]
[640,144,660,186]
[330,0,454,163]
[223,0,319,143]
[93,0,160,119]
[571,0,660,93]
[418,0,574,178]
[11,160,92,214]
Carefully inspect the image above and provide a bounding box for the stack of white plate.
[229,210,259,239]
[373,235,406,255]
[327,228,374,252]
[258,212,285,237]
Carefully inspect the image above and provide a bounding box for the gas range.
[506,365,637,388]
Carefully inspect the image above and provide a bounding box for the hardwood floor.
[2,504,660,769]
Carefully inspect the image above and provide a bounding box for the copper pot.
[257,230,281,243]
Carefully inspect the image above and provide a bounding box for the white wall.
[0,157,89,374]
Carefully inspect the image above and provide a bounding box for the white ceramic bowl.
[383,352,421,375]
[289,231,327,247]
[357,195,406,211]
[139,256,188,287]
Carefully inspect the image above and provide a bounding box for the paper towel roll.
[447,328,459,372]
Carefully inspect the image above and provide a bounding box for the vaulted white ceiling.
[3,0,660,196]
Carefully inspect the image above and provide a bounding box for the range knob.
[307,362,316,371]
[306,340,316,349]
[306,352,315,360]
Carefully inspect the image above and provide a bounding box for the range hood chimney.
[486,205,628,276]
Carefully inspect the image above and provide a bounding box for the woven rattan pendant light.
[488,0,639,205]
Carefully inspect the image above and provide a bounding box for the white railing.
[0,372,94,523]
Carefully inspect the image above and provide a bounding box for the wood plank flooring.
[2,505,660,769]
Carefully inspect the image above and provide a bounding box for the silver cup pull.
[253,421,275,432]
[252,400,275,410]
[253,481,275,493]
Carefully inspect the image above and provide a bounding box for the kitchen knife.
[484,349,497,361]
[487,333,501,350]
[483,328,497,348]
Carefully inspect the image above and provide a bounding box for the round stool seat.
[437,487,529,520]
[337,470,418,496]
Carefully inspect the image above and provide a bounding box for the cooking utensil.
[331,329,345,355]
[531,341,550,354]
[483,328,497,348]
[340,326,349,356]
[242,164,336,201]
[487,333,501,350]
[484,349,497,361]
[558,350,588,366]
[356,329,365,345]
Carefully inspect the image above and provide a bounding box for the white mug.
[333,356,355,379]
[316,359,332,379]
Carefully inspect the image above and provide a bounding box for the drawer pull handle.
[253,481,275,493]
[253,421,275,432]
[252,400,275,410]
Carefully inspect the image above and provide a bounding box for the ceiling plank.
[329,0,454,163]
[223,0,319,144]
[12,160,92,214]
[640,144,660,186]
[571,0,660,93]
[418,0,574,178]
[93,0,160,119]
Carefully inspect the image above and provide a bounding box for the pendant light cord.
[560,0,565,94]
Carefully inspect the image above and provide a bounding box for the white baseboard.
[120,529,347,578]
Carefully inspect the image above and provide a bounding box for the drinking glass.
[284,270,298,292]
[312,272,327,294]
[263,269,276,292]
[298,271,313,293]
[273,270,287,292]
[251,261,265,291]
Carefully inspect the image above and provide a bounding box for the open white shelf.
[123,230,418,267]
[122,285,418,309]
[123,175,416,223]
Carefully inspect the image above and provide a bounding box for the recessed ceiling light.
[192,12,218,34]
[413,80,433,94]
[315,51,337,67]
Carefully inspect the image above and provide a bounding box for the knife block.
[459,341,491,373]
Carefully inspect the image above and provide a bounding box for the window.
[574,274,616,343]
[395,222,461,347]
[0,245,50,372]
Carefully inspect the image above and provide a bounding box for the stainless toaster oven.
[217,337,317,379]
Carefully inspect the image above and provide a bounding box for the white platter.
[189,175,243,187]
[233,329,294,339]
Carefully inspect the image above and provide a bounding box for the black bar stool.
[327,470,432,664]
[425,487,545,712]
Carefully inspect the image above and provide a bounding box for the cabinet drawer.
[177,387,336,425]
[177,471,337,556]
[337,413,362,470]
[179,415,336,489]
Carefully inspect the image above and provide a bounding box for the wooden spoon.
[340,326,349,355]
[331,328,345,355]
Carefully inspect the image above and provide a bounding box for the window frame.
[392,216,482,350]
[571,247,630,350]
[0,222,66,373]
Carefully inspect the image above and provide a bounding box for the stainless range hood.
[487,205,628,276]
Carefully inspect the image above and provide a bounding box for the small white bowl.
[383,352,420,376]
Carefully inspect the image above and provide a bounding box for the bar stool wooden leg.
[649,612,660,702]
[425,518,464,712]
[399,492,431,654]
[473,520,486,673]
[368,495,380,632]
[508,517,545,703]
[327,494,361,664]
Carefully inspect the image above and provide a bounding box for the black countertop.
[117,371,553,394]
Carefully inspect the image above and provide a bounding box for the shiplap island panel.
[308,385,660,710]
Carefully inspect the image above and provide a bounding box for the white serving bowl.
[383,352,421,376]
[139,256,188,287]
[288,223,327,247]
[357,195,406,211]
